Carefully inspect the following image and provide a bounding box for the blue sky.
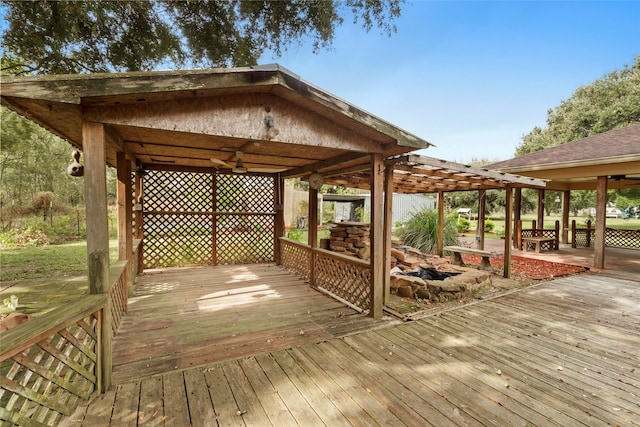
[261,1,640,164]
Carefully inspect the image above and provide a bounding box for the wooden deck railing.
[279,238,370,312]
[571,220,640,249]
[0,259,131,426]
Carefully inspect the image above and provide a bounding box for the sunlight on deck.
[196,284,281,312]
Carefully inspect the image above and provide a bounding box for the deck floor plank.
[253,353,326,426]
[287,347,378,427]
[110,380,140,427]
[202,365,245,427]
[300,343,406,426]
[162,371,190,427]
[270,350,350,426]
[138,376,164,426]
[318,338,434,426]
[222,359,272,425]
[238,357,300,426]
[183,369,217,427]
[75,267,640,426]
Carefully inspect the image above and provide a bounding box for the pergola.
[488,123,640,268]
[1,65,546,397]
[0,64,431,310]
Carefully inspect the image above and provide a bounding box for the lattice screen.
[215,174,275,264]
[143,170,275,268]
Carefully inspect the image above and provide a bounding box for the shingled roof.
[488,123,640,190]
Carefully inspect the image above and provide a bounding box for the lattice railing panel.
[110,262,128,334]
[314,250,371,311]
[0,311,100,426]
[574,228,595,247]
[216,214,274,264]
[144,214,213,268]
[216,174,275,213]
[605,228,640,249]
[145,170,213,212]
[279,238,311,280]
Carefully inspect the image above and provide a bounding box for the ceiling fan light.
[232,158,247,173]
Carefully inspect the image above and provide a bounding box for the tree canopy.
[0,0,403,75]
[516,56,640,156]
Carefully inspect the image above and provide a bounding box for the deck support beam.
[477,189,486,250]
[82,121,112,392]
[513,188,522,249]
[503,186,513,278]
[117,151,133,295]
[274,175,285,265]
[594,176,607,269]
[369,153,384,319]
[383,163,394,305]
[561,190,570,244]
[537,189,545,229]
[437,191,444,257]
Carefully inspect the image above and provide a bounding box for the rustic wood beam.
[594,176,607,269]
[274,175,285,265]
[84,94,384,154]
[537,189,545,229]
[477,190,486,250]
[513,188,522,249]
[134,174,143,272]
[82,121,112,392]
[116,152,133,296]
[383,164,394,305]
[561,190,570,244]
[369,153,384,319]
[282,152,368,178]
[437,191,444,257]
[503,186,513,279]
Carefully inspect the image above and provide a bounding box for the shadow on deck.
[66,268,640,426]
[110,263,392,384]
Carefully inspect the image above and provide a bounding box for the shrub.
[484,219,495,232]
[457,217,470,233]
[398,209,459,254]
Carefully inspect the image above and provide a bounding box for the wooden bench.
[521,236,556,253]
[443,246,502,271]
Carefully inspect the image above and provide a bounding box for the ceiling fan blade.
[210,158,233,168]
[247,167,288,173]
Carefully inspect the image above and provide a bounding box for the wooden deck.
[65,270,640,426]
[110,264,386,384]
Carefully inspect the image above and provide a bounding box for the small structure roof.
[0,64,432,177]
[323,154,546,193]
[488,123,640,190]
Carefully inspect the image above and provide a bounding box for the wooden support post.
[571,219,577,248]
[437,191,444,257]
[561,190,570,244]
[513,188,522,248]
[537,189,545,229]
[369,153,384,319]
[274,175,285,265]
[134,173,144,272]
[116,152,133,297]
[503,186,513,278]
[308,186,318,286]
[82,121,112,392]
[594,176,607,269]
[383,164,394,305]
[477,189,486,250]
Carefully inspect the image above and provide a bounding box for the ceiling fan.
[210,151,285,174]
[610,175,640,187]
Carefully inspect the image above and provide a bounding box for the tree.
[0,0,403,75]
[517,56,640,155]
[0,107,85,209]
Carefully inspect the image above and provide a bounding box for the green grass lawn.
[0,240,119,282]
